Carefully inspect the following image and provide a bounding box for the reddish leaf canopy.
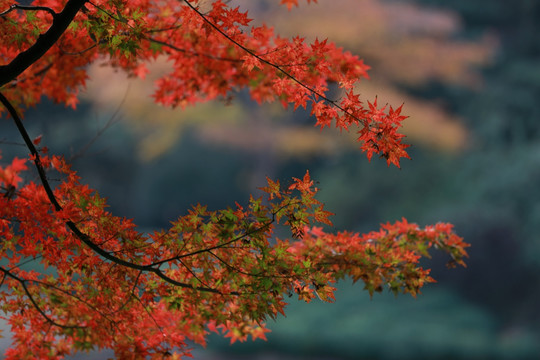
[0,0,468,358]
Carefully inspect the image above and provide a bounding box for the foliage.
[0,0,468,358]
[83,0,494,160]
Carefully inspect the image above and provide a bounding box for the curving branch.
[0,4,57,18]
[0,0,87,87]
[180,0,360,122]
[148,218,275,268]
[0,266,82,329]
[145,37,242,62]
[0,0,329,301]
[0,91,236,296]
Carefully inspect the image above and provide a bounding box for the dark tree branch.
[0,0,317,301]
[180,0,355,119]
[30,278,120,328]
[0,92,234,296]
[145,37,243,62]
[153,268,231,295]
[0,4,57,18]
[0,266,82,329]
[148,219,274,268]
[0,0,87,87]
[146,37,305,67]
[58,42,98,56]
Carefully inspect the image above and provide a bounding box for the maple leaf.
[280,0,318,10]
[288,170,315,194]
[32,135,43,146]
[9,157,27,173]
[281,0,299,11]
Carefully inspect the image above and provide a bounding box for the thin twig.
[0,4,57,18]
[69,86,126,161]
[0,266,82,329]
[180,0,359,122]
[148,219,274,267]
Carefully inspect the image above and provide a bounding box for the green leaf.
[25,11,37,24]
[110,35,122,47]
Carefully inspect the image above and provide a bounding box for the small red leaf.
[33,135,42,146]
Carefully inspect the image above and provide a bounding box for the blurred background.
[2,0,540,358]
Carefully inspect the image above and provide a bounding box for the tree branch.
[148,219,274,268]
[0,0,87,87]
[0,92,235,296]
[0,266,82,329]
[0,4,57,18]
[180,0,357,121]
